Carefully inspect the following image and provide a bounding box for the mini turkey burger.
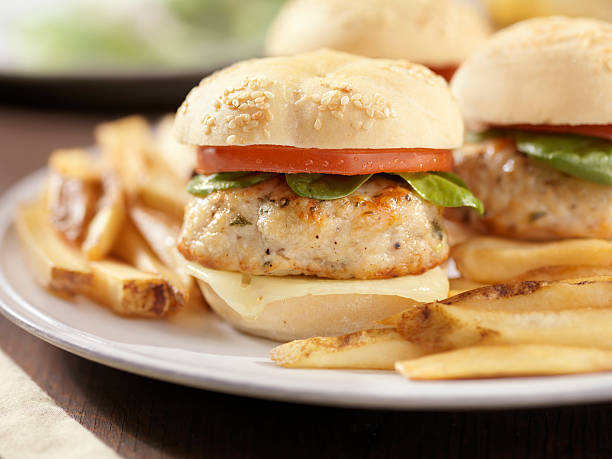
[175,49,482,341]
[450,17,612,242]
[264,0,491,80]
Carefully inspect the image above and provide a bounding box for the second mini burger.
[175,49,482,340]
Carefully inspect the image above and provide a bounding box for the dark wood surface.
[2,105,612,459]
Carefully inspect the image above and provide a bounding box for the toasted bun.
[174,49,463,149]
[452,17,612,127]
[264,0,490,67]
[198,281,419,341]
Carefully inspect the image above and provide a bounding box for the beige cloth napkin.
[0,349,120,459]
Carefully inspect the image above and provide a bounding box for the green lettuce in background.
[12,0,286,73]
[467,129,612,185]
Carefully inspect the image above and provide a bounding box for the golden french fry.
[128,204,194,288]
[154,114,197,182]
[95,116,190,219]
[515,265,612,282]
[46,171,101,243]
[448,277,487,296]
[443,277,612,312]
[95,116,152,194]
[382,277,612,328]
[15,200,92,295]
[112,220,188,307]
[87,260,176,317]
[48,149,102,181]
[138,170,190,221]
[270,329,425,370]
[452,237,612,283]
[81,175,126,260]
[396,293,612,352]
[396,345,612,380]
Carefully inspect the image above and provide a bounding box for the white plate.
[2,170,612,410]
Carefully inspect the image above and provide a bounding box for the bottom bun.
[197,281,421,341]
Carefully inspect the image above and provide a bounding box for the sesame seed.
[340,96,349,105]
[226,135,238,144]
[314,118,322,130]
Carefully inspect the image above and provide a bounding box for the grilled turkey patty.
[178,176,448,279]
[451,140,612,240]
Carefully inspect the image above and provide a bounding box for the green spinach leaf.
[187,172,276,197]
[515,132,612,185]
[285,173,372,200]
[396,172,484,215]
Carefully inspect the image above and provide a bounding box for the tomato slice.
[505,124,612,141]
[427,65,458,82]
[197,145,453,175]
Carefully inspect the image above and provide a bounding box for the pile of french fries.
[271,277,612,379]
[15,116,202,317]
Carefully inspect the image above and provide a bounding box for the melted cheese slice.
[187,263,448,321]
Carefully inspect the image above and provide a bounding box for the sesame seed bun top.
[174,49,463,150]
[264,0,491,68]
[451,16,612,128]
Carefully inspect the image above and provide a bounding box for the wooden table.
[2,105,612,458]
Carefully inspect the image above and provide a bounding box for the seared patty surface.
[179,176,448,279]
[451,139,612,240]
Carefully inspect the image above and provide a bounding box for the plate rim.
[3,169,612,411]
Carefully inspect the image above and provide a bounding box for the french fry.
[514,265,612,282]
[396,345,612,380]
[128,204,195,291]
[95,116,152,194]
[396,297,612,352]
[88,260,176,317]
[95,116,190,219]
[46,171,101,243]
[381,277,612,329]
[48,149,102,181]
[111,220,188,307]
[448,277,487,296]
[137,170,190,221]
[270,329,425,370]
[81,175,126,260]
[15,201,92,295]
[442,277,612,312]
[453,236,612,283]
[153,114,197,182]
